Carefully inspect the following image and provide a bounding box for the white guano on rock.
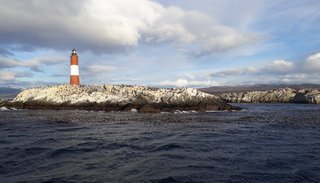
[13,85,210,104]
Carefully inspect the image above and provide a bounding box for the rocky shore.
[2,85,235,112]
[220,88,320,104]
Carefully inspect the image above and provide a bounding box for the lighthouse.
[70,48,80,85]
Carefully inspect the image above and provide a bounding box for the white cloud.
[0,70,30,86]
[159,78,219,87]
[184,73,196,80]
[85,65,117,74]
[210,59,296,78]
[210,67,258,77]
[0,56,63,72]
[305,52,320,71]
[207,52,320,85]
[264,60,295,73]
[0,0,259,56]
[0,71,17,81]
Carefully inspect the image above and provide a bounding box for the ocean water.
[0,104,320,183]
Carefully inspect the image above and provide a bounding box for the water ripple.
[0,104,320,182]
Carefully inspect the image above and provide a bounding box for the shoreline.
[1,100,238,113]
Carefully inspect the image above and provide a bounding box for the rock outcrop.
[0,98,5,106]
[220,88,320,104]
[292,89,320,104]
[6,85,235,112]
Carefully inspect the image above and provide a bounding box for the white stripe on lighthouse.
[70,65,79,75]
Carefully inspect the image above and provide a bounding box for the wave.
[174,110,197,114]
[0,107,9,111]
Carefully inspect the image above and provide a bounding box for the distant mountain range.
[200,83,320,95]
[0,87,21,94]
[0,87,21,99]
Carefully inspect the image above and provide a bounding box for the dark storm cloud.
[0,0,95,52]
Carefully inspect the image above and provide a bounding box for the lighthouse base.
[70,76,80,85]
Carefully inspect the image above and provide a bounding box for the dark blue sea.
[0,104,320,183]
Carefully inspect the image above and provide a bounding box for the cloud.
[208,52,320,85]
[0,70,31,87]
[304,52,320,71]
[159,79,219,87]
[210,67,258,77]
[0,56,63,72]
[84,65,117,75]
[257,0,320,32]
[0,79,60,88]
[210,59,296,78]
[0,71,17,81]
[263,60,295,73]
[0,57,21,69]
[0,0,258,56]
[184,73,196,80]
[0,46,13,56]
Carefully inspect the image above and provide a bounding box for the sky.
[0,0,320,88]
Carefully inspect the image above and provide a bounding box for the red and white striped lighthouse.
[70,48,80,85]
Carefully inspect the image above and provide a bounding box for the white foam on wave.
[174,110,197,114]
[206,110,229,113]
[0,107,9,111]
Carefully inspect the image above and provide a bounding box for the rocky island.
[220,88,320,104]
[1,85,235,112]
